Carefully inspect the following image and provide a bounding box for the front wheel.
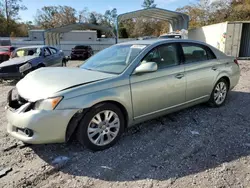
[76,103,125,151]
[208,78,229,107]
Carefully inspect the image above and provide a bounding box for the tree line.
[0,0,250,38]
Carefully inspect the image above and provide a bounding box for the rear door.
[130,43,186,119]
[181,42,218,101]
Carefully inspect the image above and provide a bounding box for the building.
[28,30,97,42]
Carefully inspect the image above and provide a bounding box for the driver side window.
[141,43,179,69]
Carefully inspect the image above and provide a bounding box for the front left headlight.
[34,97,63,110]
[19,63,32,73]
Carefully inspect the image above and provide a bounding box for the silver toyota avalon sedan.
[6,39,240,151]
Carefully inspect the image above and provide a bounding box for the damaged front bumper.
[6,89,78,144]
[0,72,22,80]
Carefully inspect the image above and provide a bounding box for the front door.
[181,43,218,101]
[130,43,186,119]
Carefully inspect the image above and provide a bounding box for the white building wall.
[61,31,97,41]
[28,30,45,41]
[29,30,98,42]
[188,22,228,52]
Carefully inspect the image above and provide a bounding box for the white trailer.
[188,21,250,59]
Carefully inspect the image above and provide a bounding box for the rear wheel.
[208,78,229,107]
[76,103,125,151]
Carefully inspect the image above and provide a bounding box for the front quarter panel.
[30,57,43,67]
[55,77,134,126]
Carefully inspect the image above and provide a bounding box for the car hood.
[16,67,115,102]
[0,56,37,67]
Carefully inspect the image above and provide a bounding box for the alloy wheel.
[87,110,120,146]
[214,82,227,105]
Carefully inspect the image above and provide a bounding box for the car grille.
[0,55,10,63]
[0,64,22,73]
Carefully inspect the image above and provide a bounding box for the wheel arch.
[37,63,46,68]
[215,75,231,89]
[65,100,129,142]
[214,72,231,89]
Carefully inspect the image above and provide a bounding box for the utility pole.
[4,0,9,36]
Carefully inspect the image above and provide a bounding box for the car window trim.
[180,42,217,64]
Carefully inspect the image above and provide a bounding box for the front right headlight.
[34,96,63,110]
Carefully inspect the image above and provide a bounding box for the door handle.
[175,73,184,79]
[212,66,217,71]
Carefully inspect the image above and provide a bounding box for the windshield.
[81,44,147,74]
[0,47,9,52]
[14,48,42,57]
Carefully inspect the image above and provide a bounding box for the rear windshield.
[0,47,9,52]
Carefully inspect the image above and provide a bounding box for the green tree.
[142,0,156,9]
[104,8,117,26]
[1,0,27,35]
[35,6,77,29]
[227,0,250,21]
[118,26,128,38]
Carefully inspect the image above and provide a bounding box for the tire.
[208,78,229,107]
[76,103,125,151]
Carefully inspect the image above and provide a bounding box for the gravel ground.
[0,60,250,188]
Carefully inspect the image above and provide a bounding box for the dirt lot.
[0,61,250,188]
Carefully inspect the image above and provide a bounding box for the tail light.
[234,59,239,66]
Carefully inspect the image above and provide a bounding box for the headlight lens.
[34,97,63,110]
[19,63,32,73]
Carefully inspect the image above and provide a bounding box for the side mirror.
[134,62,158,74]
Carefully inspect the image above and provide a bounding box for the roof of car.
[118,39,207,45]
[17,45,49,49]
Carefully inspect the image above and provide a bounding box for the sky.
[19,0,195,22]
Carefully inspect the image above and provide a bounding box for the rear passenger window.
[181,43,216,63]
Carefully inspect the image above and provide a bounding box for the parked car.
[159,33,182,39]
[70,45,93,60]
[0,45,65,80]
[0,46,16,63]
[6,39,240,151]
[137,36,157,40]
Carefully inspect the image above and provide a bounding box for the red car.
[0,46,16,63]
